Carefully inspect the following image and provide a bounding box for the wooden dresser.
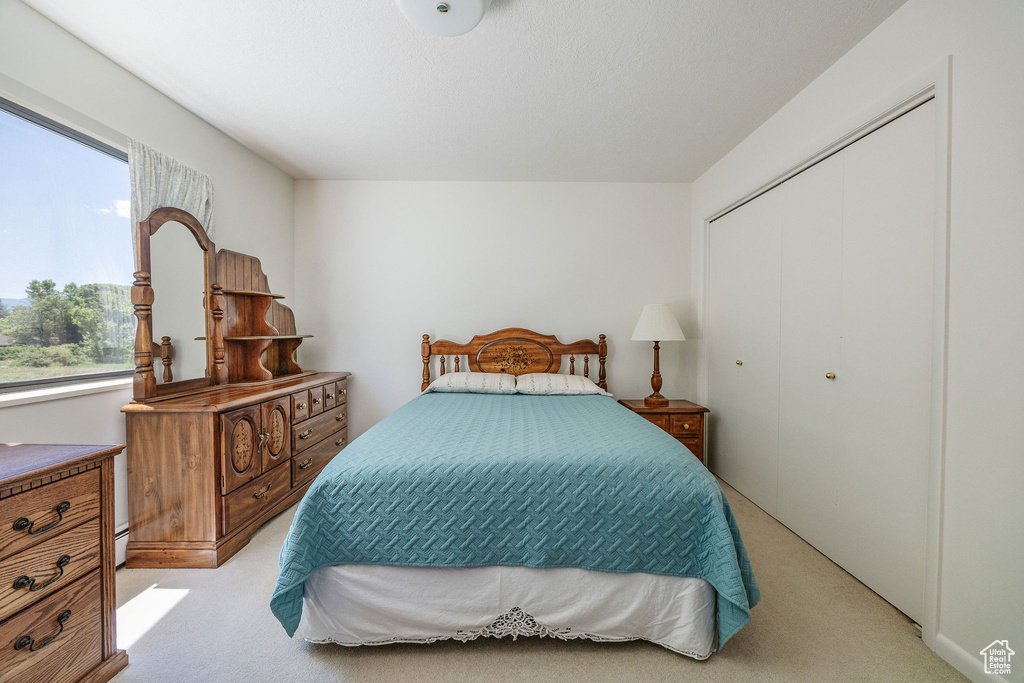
[122,371,350,568]
[0,444,127,683]
[618,399,709,465]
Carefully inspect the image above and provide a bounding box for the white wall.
[0,0,294,545]
[294,181,692,438]
[690,1,1024,679]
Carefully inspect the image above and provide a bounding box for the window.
[0,97,134,391]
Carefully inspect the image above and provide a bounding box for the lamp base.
[644,394,669,407]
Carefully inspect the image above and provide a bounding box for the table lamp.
[631,303,685,407]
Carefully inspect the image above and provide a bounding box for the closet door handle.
[735,360,743,366]
[825,372,836,380]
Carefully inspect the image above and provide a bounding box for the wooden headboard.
[421,328,607,391]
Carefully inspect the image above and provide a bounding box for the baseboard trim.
[935,632,1008,683]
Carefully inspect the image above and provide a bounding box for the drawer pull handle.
[12,555,71,592]
[341,389,347,396]
[327,393,335,400]
[335,437,347,447]
[14,609,71,652]
[298,457,314,470]
[13,501,71,535]
[296,402,307,410]
[312,397,321,405]
[298,429,314,440]
[253,484,272,500]
[336,413,345,422]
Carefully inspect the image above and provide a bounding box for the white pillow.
[423,372,517,394]
[515,373,612,397]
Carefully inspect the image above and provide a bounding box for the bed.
[271,329,759,659]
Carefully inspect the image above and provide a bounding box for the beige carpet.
[111,479,965,682]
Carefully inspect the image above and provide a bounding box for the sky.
[0,107,133,300]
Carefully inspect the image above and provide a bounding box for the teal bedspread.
[271,393,759,648]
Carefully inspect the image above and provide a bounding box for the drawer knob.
[12,555,71,592]
[342,389,347,396]
[336,437,347,447]
[296,402,307,410]
[826,372,836,380]
[312,397,321,405]
[298,457,314,470]
[253,484,272,500]
[683,423,690,430]
[12,501,71,536]
[15,609,71,652]
[327,393,335,400]
[336,413,345,422]
[298,429,314,440]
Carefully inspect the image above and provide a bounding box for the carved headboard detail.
[421,328,607,392]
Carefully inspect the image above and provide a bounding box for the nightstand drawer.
[641,415,669,431]
[669,414,702,437]
[0,471,100,563]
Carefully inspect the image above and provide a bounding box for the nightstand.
[618,399,709,465]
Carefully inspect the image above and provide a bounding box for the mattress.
[272,393,759,650]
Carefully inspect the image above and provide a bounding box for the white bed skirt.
[296,565,716,659]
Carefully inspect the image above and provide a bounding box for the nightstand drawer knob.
[683,423,690,430]
[826,372,836,380]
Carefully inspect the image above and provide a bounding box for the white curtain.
[128,138,215,243]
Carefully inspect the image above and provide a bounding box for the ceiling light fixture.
[395,0,492,37]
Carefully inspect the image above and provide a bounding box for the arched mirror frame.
[131,207,227,402]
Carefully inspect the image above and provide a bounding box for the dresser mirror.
[149,221,209,383]
[131,207,216,401]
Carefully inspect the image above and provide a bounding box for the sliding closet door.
[707,192,781,515]
[776,153,844,554]
[833,101,936,621]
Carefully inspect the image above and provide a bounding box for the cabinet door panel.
[776,154,843,555]
[261,398,292,472]
[221,405,261,494]
[708,191,781,515]
[834,100,935,622]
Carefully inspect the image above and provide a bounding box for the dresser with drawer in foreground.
[123,372,350,568]
[0,444,127,683]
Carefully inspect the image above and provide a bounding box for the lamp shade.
[631,304,685,342]
[395,0,492,36]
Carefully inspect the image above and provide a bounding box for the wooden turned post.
[131,271,156,400]
[210,284,228,385]
[584,355,589,378]
[421,334,431,391]
[644,341,668,407]
[454,355,460,372]
[440,355,446,377]
[569,355,575,375]
[160,336,173,383]
[598,334,607,390]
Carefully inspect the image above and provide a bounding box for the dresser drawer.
[309,385,325,416]
[669,414,702,437]
[323,383,337,410]
[0,518,100,622]
[221,463,290,536]
[0,569,103,683]
[335,379,348,405]
[0,470,100,563]
[641,414,669,431]
[291,391,310,423]
[291,428,347,488]
[292,404,347,455]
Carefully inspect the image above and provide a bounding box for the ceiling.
[22,0,907,181]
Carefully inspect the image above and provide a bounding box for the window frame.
[0,95,135,395]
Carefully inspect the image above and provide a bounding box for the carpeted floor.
[111,479,966,682]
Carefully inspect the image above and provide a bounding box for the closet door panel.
[835,101,936,621]
[708,193,781,515]
[776,155,844,554]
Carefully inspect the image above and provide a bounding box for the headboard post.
[421,334,431,391]
[598,334,607,390]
